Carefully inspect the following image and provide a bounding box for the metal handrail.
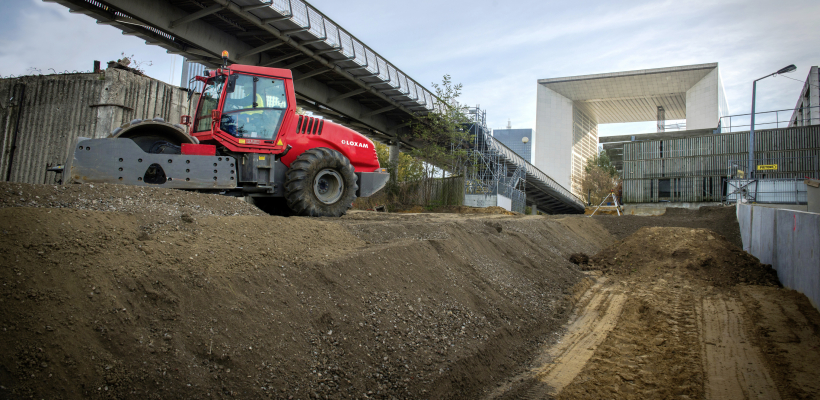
[261,0,437,111]
[719,105,820,133]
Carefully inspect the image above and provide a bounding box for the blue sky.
[1,0,818,136]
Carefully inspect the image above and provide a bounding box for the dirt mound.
[392,205,517,215]
[0,183,613,399]
[0,182,265,233]
[592,205,742,248]
[590,227,779,286]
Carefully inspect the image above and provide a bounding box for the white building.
[535,63,728,195]
[789,66,819,127]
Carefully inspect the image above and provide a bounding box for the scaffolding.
[454,106,527,213]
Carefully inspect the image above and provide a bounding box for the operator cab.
[191,62,295,153]
[221,74,287,139]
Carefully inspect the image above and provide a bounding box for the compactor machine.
[60,52,388,217]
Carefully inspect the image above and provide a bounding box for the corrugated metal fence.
[622,125,820,203]
[0,69,194,184]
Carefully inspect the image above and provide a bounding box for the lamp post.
[749,64,796,177]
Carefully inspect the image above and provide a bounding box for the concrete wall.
[534,84,574,191]
[738,204,820,310]
[685,68,722,130]
[0,69,195,184]
[464,194,497,208]
[497,194,512,211]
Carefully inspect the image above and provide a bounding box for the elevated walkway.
[464,108,585,214]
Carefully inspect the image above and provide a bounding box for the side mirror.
[226,74,238,94]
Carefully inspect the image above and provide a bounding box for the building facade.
[621,125,820,203]
[492,128,532,163]
[789,66,819,127]
[535,63,728,195]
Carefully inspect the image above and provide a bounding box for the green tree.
[581,150,620,205]
[374,142,424,183]
[584,149,618,178]
[407,74,471,174]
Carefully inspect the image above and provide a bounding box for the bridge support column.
[388,141,400,184]
[530,205,538,215]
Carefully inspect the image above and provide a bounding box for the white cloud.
[0,0,181,85]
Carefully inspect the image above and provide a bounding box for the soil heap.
[590,226,779,286]
[0,182,612,400]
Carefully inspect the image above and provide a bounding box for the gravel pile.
[0,182,265,232]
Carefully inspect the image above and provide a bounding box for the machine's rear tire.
[285,148,358,217]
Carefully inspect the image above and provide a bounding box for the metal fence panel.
[290,0,309,27]
[307,8,324,37]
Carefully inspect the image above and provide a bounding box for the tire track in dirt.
[485,226,819,400]
[533,278,626,394]
[555,273,705,399]
[482,275,626,399]
[699,296,781,399]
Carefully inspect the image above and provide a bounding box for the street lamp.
[749,64,797,177]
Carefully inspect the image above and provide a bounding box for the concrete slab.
[775,209,795,289]
[738,204,753,253]
[750,206,776,265]
[772,209,820,310]
[464,194,497,208]
[794,211,820,309]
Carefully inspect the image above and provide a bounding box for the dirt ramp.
[0,202,612,399]
[591,227,779,287]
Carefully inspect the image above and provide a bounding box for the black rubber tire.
[285,148,358,217]
[109,118,195,154]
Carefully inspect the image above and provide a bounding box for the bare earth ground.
[0,182,609,399]
[487,225,820,400]
[2,183,819,400]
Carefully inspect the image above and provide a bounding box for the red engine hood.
[278,119,380,172]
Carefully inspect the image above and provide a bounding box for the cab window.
[220,74,288,140]
[194,76,225,132]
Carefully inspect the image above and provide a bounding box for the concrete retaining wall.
[738,204,820,309]
[0,69,195,185]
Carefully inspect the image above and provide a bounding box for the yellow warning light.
[221,50,229,68]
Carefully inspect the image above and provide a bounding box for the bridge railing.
[486,134,585,208]
[263,0,436,111]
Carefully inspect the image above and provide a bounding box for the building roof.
[538,63,718,124]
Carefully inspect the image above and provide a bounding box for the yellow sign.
[258,156,265,160]
[277,139,284,146]
[757,164,778,171]
[238,139,246,144]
